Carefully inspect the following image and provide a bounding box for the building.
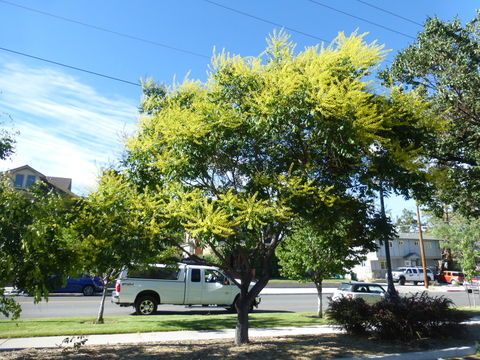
[4,165,75,196]
[352,232,442,280]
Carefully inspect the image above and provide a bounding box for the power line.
[0,46,141,87]
[0,0,210,60]
[354,0,423,27]
[306,0,416,40]
[203,0,330,43]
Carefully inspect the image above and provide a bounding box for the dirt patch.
[3,325,480,360]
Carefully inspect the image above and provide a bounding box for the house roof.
[6,165,75,196]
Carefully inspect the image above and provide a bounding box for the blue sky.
[0,0,478,218]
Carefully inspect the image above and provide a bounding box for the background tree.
[0,178,75,319]
[69,170,178,324]
[276,200,379,317]
[0,120,15,160]
[381,12,480,218]
[430,214,480,281]
[125,30,436,344]
[395,209,418,233]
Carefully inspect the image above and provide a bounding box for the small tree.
[0,178,75,319]
[70,171,178,323]
[277,200,379,317]
[430,214,480,281]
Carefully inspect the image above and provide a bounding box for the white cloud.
[0,58,140,194]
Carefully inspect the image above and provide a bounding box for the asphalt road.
[2,286,475,319]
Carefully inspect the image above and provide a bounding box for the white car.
[331,282,386,304]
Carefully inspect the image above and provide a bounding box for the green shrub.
[327,292,468,340]
[326,296,372,334]
[370,292,468,341]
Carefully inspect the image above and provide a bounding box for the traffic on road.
[1,283,474,319]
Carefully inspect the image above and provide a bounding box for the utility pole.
[380,186,398,300]
[416,203,429,289]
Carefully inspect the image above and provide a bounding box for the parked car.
[390,266,434,285]
[331,282,386,304]
[438,271,464,285]
[50,274,104,296]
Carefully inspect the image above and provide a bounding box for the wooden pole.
[416,203,429,289]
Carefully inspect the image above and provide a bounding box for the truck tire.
[135,295,158,315]
[413,281,418,286]
[398,277,406,285]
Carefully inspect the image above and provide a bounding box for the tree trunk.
[95,277,108,324]
[235,294,250,345]
[314,280,323,318]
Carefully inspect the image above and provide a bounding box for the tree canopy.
[69,171,178,323]
[276,198,379,317]
[0,179,75,319]
[381,12,480,217]
[125,30,438,344]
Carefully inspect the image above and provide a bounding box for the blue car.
[51,274,104,296]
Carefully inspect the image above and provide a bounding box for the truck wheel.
[135,296,157,315]
[413,281,418,286]
[399,277,406,285]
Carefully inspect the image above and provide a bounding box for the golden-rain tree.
[125,30,438,344]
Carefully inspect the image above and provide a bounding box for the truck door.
[202,269,236,305]
[184,267,203,304]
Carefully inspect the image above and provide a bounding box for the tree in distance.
[276,199,379,317]
[125,29,439,344]
[381,12,480,218]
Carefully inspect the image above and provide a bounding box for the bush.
[370,292,468,341]
[326,296,372,334]
[327,292,469,340]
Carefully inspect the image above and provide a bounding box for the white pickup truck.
[389,266,434,285]
[112,263,261,315]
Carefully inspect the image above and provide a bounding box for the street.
[1,285,475,319]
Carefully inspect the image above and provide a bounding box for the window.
[204,269,225,283]
[414,241,419,246]
[389,241,393,247]
[26,175,36,187]
[128,266,179,280]
[380,261,387,270]
[191,269,201,282]
[399,240,404,245]
[14,174,24,188]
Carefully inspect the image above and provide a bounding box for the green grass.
[0,312,329,338]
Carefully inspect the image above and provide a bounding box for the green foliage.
[326,297,372,334]
[381,12,480,217]
[430,214,480,280]
[70,171,178,280]
[276,200,379,284]
[370,293,467,340]
[327,293,468,340]
[124,30,438,343]
[395,209,418,233]
[0,120,15,160]
[0,177,75,318]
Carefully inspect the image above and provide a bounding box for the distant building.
[4,165,75,196]
[352,232,442,280]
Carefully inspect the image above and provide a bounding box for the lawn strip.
[0,312,329,338]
